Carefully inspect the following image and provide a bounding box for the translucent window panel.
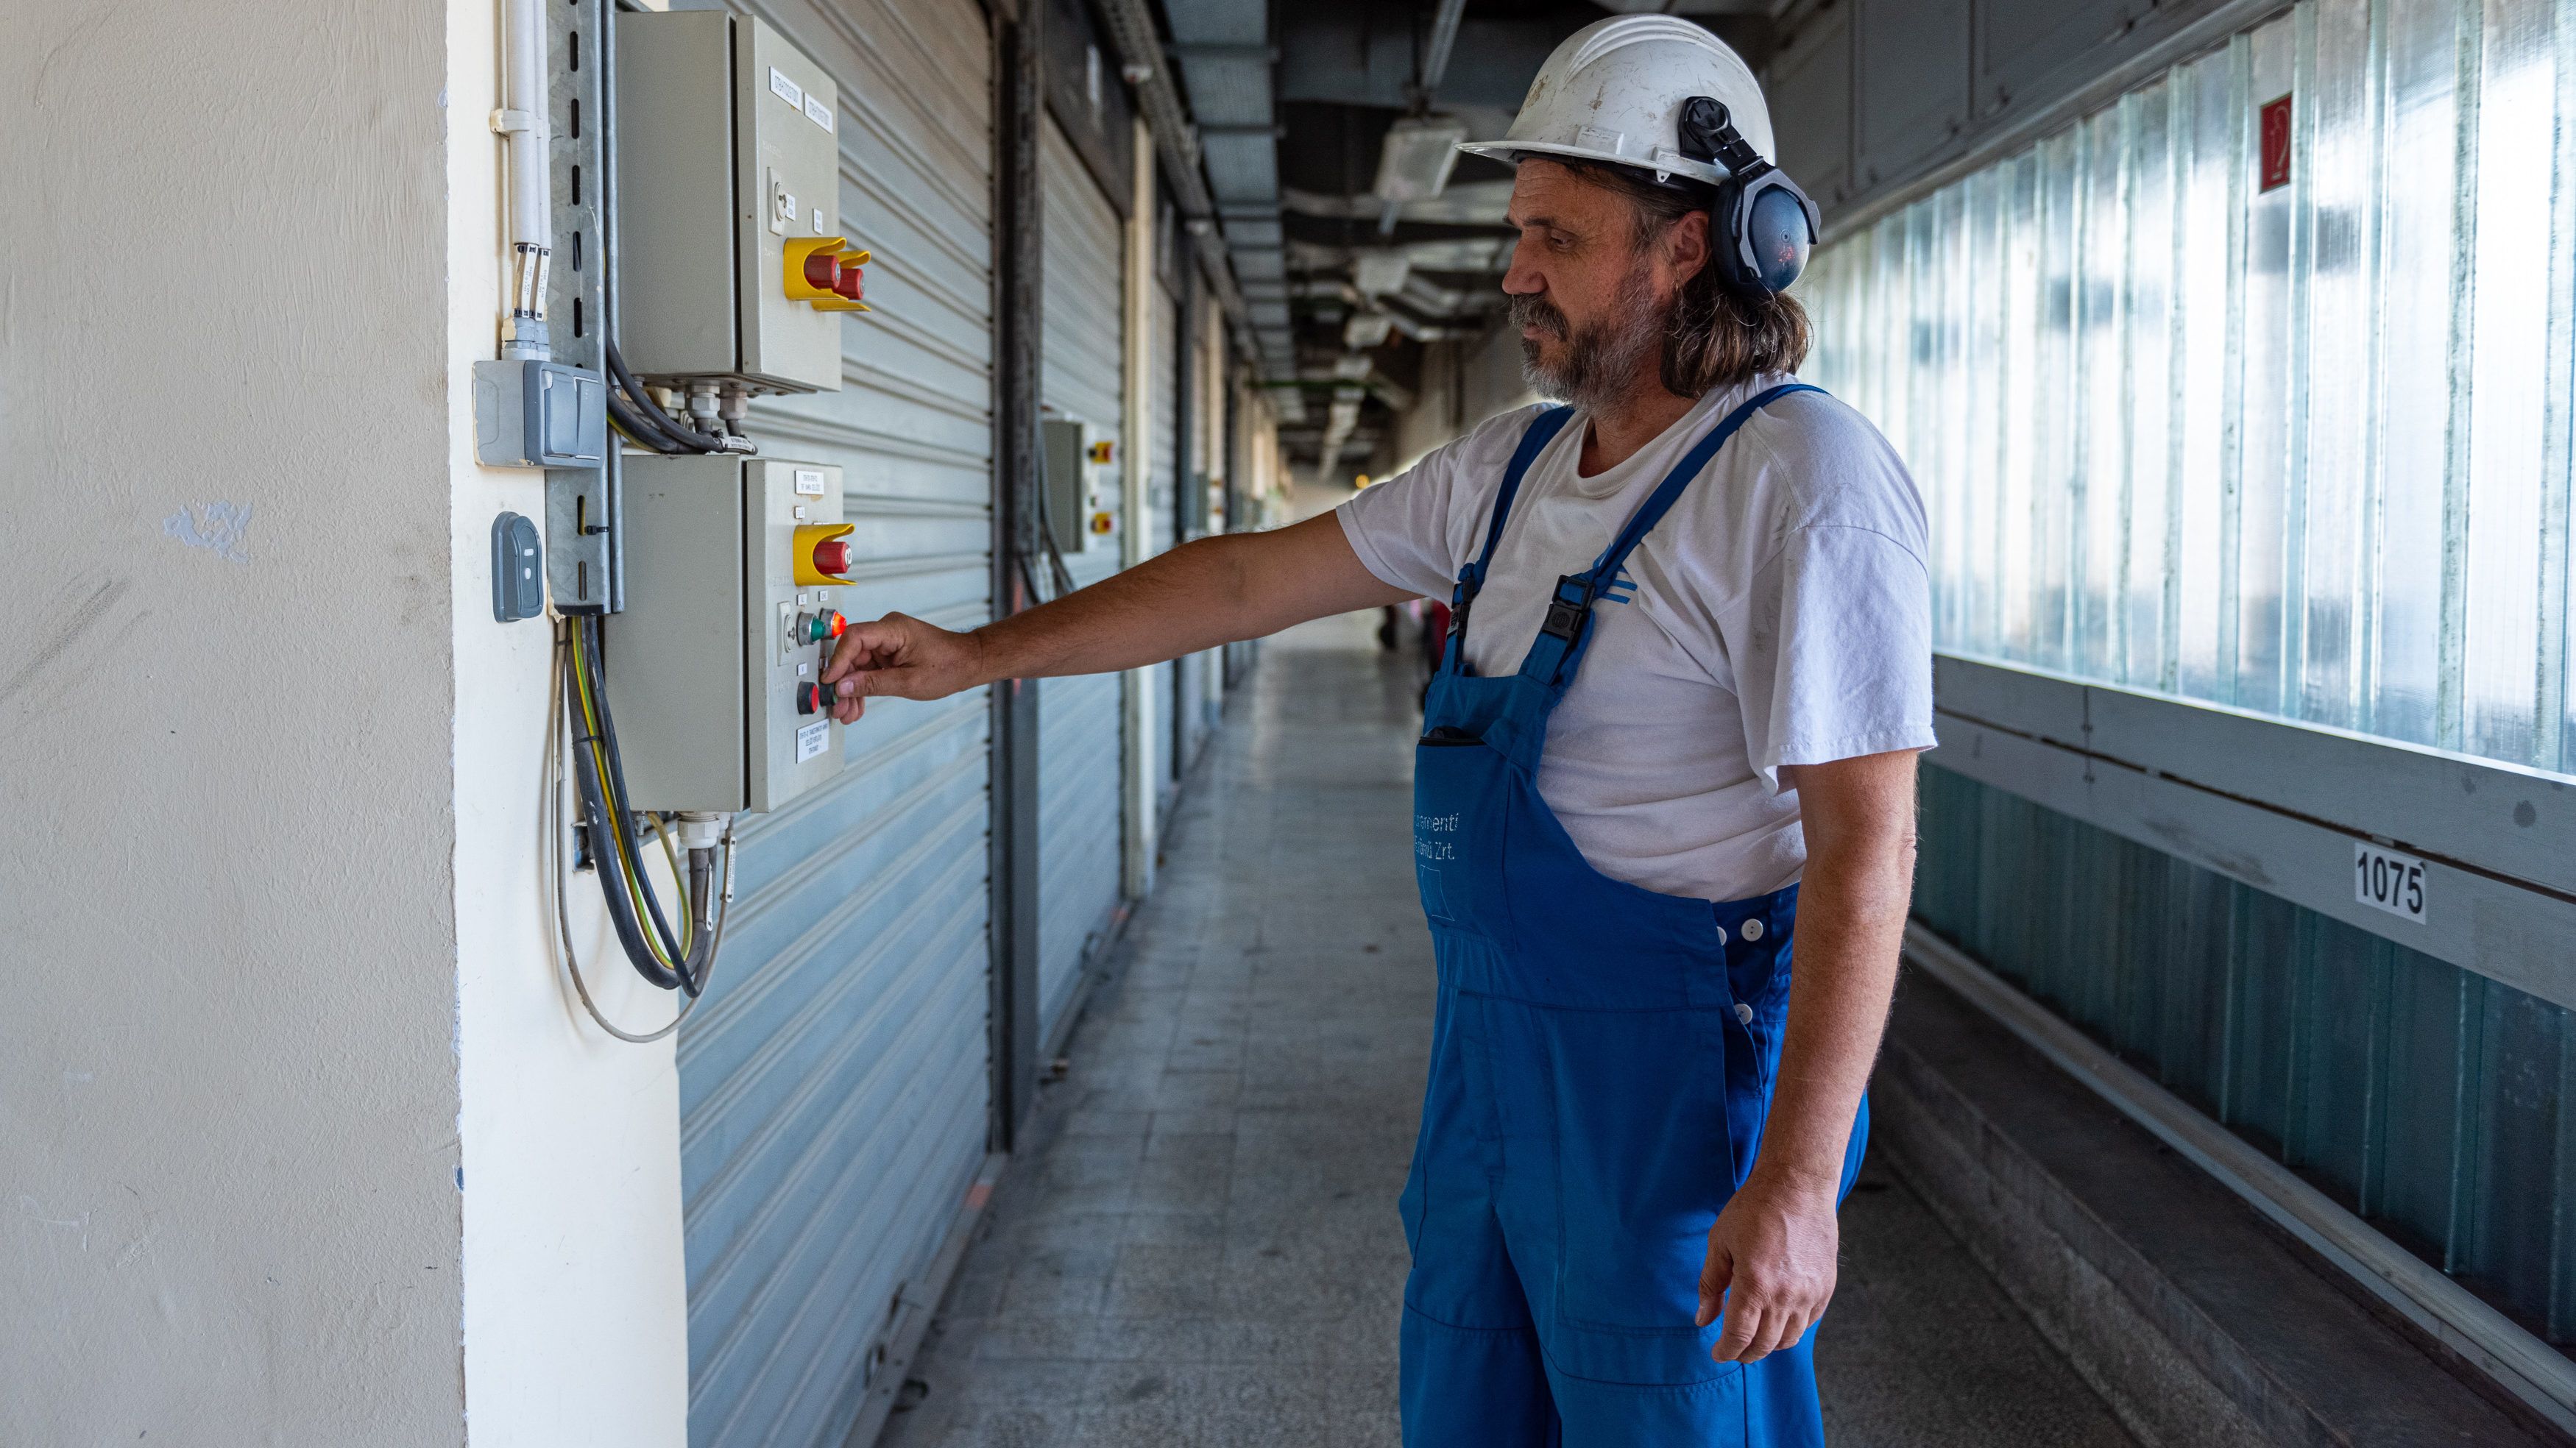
[2032,129,2082,672]
[1805,0,2576,780]
[2458,0,2559,761]
[2000,154,2045,662]
[2076,109,2130,679]
[2123,82,2179,691]
[2174,47,2238,704]
[2237,18,2298,717]
[1966,166,2011,659]
[2371,0,2464,748]
[2297,0,2381,731]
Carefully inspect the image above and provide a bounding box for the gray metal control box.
[604,457,849,813]
[616,11,846,392]
[1042,419,1115,554]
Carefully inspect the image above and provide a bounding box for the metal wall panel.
[1915,764,2576,1346]
[1806,0,2576,778]
[1037,112,1127,1039]
[677,0,997,1444]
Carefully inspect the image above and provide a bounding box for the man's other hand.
[819,613,988,723]
[1695,1168,1842,1363]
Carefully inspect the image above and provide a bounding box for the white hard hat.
[1459,15,1775,188]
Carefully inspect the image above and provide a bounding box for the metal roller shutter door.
[1150,280,1183,784]
[677,1,994,1444]
[1036,113,1126,1041]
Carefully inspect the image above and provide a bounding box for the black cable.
[606,339,728,454]
[565,661,685,991]
[581,617,693,968]
[605,341,710,452]
[608,388,701,454]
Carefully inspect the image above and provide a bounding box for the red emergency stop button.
[793,522,856,584]
[803,251,842,292]
[833,263,864,304]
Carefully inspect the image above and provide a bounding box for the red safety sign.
[2260,93,2293,192]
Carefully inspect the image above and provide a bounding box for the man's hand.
[819,613,989,723]
[1696,1168,1842,1362]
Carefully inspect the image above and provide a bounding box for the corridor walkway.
[882,614,2138,1448]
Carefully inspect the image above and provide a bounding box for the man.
[820,16,1928,1446]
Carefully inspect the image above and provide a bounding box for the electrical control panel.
[1042,418,1117,554]
[616,12,860,393]
[604,457,853,813]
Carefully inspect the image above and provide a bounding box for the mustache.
[1508,293,1568,337]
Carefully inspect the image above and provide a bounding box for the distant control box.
[616,11,860,392]
[605,457,854,812]
[1042,418,1117,554]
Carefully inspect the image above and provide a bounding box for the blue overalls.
[1401,387,1869,1447]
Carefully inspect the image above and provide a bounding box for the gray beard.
[1512,269,1666,411]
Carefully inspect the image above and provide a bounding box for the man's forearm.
[972,515,1409,684]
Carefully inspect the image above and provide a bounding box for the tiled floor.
[881,614,2137,1448]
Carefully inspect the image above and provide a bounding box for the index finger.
[821,620,905,684]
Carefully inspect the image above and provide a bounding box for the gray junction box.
[604,457,848,813]
[615,10,846,392]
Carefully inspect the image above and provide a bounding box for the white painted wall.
[0,4,464,1442]
[0,2,684,1442]
[1390,324,1541,476]
[442,1,690,1443]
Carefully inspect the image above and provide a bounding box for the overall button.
[1735,1002,1755,1025]
[1741,918,1764,941]
[1714,924,1729,945]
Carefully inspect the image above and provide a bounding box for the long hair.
[1557,160,1813,396]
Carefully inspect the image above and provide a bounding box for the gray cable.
[545,623,734,1043]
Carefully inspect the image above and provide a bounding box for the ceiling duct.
[1373,116,1469,203]
[1161,0,1295,377]
[1351,252,1412,297]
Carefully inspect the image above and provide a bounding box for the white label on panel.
[769,68,804,109]
[795,718,829,763]
[2353,840,2427,923]
[803,95,835,132]
[794,469,827,496]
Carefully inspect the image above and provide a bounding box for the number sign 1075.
[2353,840,2427,923]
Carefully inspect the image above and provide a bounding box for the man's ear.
[1664,207,1713,291]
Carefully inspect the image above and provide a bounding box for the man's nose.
[1501,237,1543,296]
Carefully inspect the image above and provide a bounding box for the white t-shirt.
[1337,375,1933,901]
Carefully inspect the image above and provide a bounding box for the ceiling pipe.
[1379,0,1470,235]
[1092,0,1262,369]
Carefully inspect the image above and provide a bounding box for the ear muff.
[1677,96,1822,298]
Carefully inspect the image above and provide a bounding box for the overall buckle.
[1539,574,1592,640]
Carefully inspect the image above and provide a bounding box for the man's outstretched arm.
[817,513,1412,723]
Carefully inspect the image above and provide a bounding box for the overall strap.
[1441,405,1577,675]
[1518,383,1826,689]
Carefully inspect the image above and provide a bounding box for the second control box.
[606,457,852,813]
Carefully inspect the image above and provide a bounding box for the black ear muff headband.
[1677,96,1821,298]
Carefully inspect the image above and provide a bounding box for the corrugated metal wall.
[1036,113,1126,1041]
[1914,763,2575,1346]
[1805,0,2576,1370]
[678,1,996,1444]
[1802,0,2576,775]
